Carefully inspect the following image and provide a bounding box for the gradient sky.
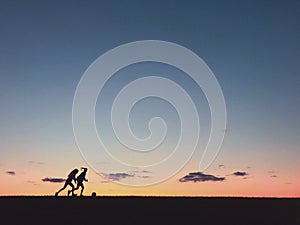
[0,0,299,197]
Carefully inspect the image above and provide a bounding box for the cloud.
[100,173,134,181]
[99,171,151,182]
[6,171,16,176]
[179,172,225,183]
[131,170,152,174]
[27,180,39,186]
[28,161,44,165]
[137,175,151,179]
[270,175,278,178]
[42,177,66,183]
[233,171,248,176]
[218,165,225,169]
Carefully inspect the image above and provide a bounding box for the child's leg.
[74,182,80,191]
[56,182,68,195]
[69,183,75,196]
[80,183,84,196]
[71,182,80,195]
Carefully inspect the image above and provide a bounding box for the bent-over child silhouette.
[73,167,88,196]
[55,168,78,196]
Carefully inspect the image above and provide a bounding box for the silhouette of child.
[73,167,88,196]
[55,168,78,196]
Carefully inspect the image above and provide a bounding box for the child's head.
[68,168,79,177]
[81,167,88,172]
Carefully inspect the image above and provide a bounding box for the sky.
[0,0,299,197]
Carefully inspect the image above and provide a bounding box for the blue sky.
[0,0,299,196]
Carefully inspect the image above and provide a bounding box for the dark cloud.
[139,170,151,173]
[100,173,134,181]
[42,177,66,183]
[179,172,225,183]
[99,171,152,182]
[218,165,225,169]
[268,171,279,178]
[233,171,248,176]
[137,175,151,179]
[6,171,16,176]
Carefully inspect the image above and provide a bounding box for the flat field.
[0,196,299,225]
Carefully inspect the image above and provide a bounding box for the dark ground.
[0,196,299,225]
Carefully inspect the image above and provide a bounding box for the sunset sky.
[0,1,299,197]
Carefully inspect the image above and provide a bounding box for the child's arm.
[84,177,88,182]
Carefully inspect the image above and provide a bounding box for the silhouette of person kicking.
[73,167,88,196]
[55,168,78,196]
